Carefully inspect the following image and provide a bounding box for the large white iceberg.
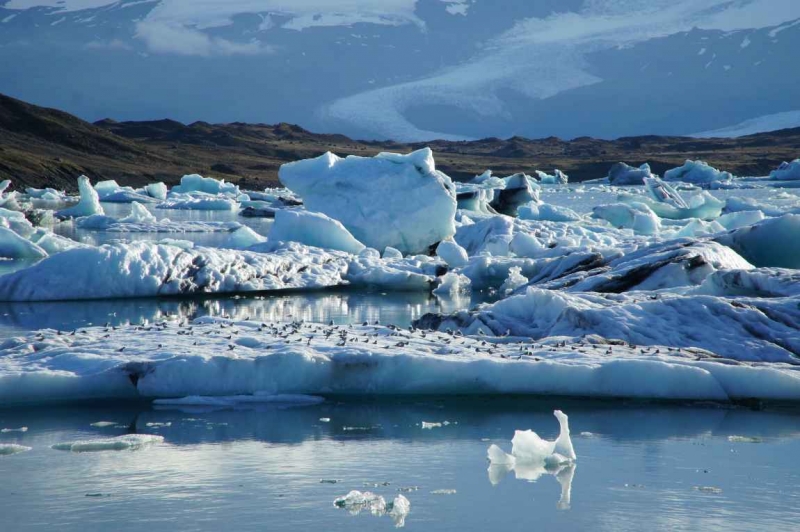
[0,242,350,301]
[715,214,800,268]
[279,148,457,254]
[606,162,653,185]
[664,160,733,185]
[415,288,800,363]
[769,160,800,181]
[270,210,366,254]
[170,174,240,196]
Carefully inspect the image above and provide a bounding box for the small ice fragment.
[319,418,331,423]
[145,422,172,428]
[694,486,723,494]
[0,444,31,456]
[421,421,442,429]
[579,432,596,438]
[1,427,28,433]
[89,422,116,428]
[727,435,762,443]
[320,479,342,484]
[388,494,410,527]
[430,489,457,495]
[333,490,386,514]
[52,434,164,453]
[396,486,419,492]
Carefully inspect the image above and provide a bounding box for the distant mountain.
[1,0,799,141]
[2,92,799,190]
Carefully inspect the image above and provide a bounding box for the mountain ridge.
[1,92,799,190]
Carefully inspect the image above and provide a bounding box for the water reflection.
[488,462,575,510]
[0,290,484,337]
[1,400,800,532]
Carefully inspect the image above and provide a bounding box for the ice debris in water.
[90,422,117,428]
[1,427,28,433]
[487,410,576,468]
[421,421,442,429]
[694,486,723,494]
[333,490,410,526]
[51,434,164,453]
[430,489,457,495]
[0,444,32,456]
[727,435,762,443]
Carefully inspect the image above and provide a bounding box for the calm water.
[1,399,799,531]
[0,289,487,339]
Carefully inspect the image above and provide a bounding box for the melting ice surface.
[1,400,800,531]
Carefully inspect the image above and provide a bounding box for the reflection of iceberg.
[487,462,576,510]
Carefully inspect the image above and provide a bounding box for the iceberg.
[535,169,569,185]
[491,173,541,215]
[158,193,239,211]
[769,159,800,181]
[279,148,457,254]
[416,287,800,363]
[1,317,800,405]
[487,410,576,468]
[715,214,800,268]
[0,226,48,259]
[270,210,366,255]
[0,242,350,301]
[592,202,660,235]
[436,239,469,268]
[170,174,240,196]
[518,202,582,222]
[55,176,104,219]
[607,162,653,186]
[664,160,733,185]
[0,444,32,456]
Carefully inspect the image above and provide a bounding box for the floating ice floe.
[592,202,661,235]
[770,160,800,181]
[158,192,239,211]
[1,317,799,405]
[55,176,104,219]
[535,169,569,185]
[664,160,734,185]
[51,434,164,452]
[0,241,350,301]
[487,410,576,509]
[416,287,800,363]
[518,202,582,222]
[606,162,653,185]
[153,393,324,408]
[94,180,160,203]
[487,410,576,467]
[0,444,32,456]
[333,491,410,527]
[279,148,457,254]
[76,203,243,233]
[270,210,366,255]
[171,174,240,196]
[1,427,28,433]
